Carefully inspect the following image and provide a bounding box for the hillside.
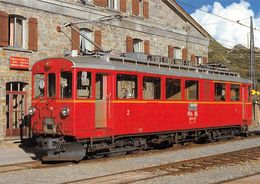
[208,40,260,88]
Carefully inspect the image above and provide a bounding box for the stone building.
[0,0,210,141]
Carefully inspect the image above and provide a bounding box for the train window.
[143,77,161,100]
[215,83,226,101]
[166,78,181,100]
[248,86,252,102]
[60,72,72,99]
[77,71,91,98]
[34,74,45,98]
[230,84,240,101]
[48,73,56,98]
[117,74,137,99]
[96,74,104,100]
[185,80,198,100]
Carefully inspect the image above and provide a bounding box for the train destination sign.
[9,56,29,70]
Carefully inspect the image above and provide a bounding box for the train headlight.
[61,107,70,118]
[28,106,36,116]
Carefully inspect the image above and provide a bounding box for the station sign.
[9,56,29,70]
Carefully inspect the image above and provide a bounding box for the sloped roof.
[163,0,211,39]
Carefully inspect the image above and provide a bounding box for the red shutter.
[191,54,195,65]
[93,0,107,7]
[28,18,38,51]
[168,45,173,58]
[144,40,150,54]
[203,56,208,64]
[71,26,80,51]
[120,0,127,12]
[143,1,149,18]
[0,11,9,47]
[94,30,102,51]
[182,48,187,61]
[132,0,139,16]
[126,36,133,53]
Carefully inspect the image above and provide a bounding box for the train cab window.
[77,71,91,98]
[143,77,161,100]
[60,72,72,99]
[34,74,45,98]
[215,83,226,101]
[185,80,198,100]
[230,84,240,101]
[48,73,56,98]
[166,78,181,100]
[117,74,137,99]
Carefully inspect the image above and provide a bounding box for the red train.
[29,54,252,161]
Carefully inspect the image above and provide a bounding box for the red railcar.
[29,54,252,161]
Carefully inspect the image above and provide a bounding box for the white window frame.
[174,47,182,60]
[139,0,144,17]
[9,15,26,49]
[196,56,202,65]
[133,38,144,53]
[80,28,93,53]
[108,0,119,10]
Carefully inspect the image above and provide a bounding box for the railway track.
[65,146,260,184]
[0,133,259,175]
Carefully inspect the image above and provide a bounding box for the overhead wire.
[176,0,260,32]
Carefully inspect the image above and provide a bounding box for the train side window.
[185,80,198,100]
[48,73,56,98]
[77,71,91,98]
[143,77,161,100]
[248,86,252,102]
[166,78,181,100]
[215,83,225,101]
[117,74,137,99]
[34,73,45,98]
[96,74,104,100]
[60,72,72,99]
[230,84,240,101]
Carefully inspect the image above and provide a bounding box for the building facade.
[0,0,210,141]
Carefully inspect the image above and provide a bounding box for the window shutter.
[126,36,133,53]
[0,11,9,47]
[94,30,102,51]
[191,54,195,65]
[132,0,139,16]
[168,45,173,58]
[182,48,187,61]
[203,56,208,64]
[71,26,80,51]
[143,1,149,18]
[93,0,107,7]
[144,40,149,54]
[120,0,127,12]
[28,18,38,51]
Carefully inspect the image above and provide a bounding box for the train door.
[6,82,28,137]
[242,85,247,120]
[95,73,111,128]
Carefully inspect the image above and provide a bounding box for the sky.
[178,0,260,48]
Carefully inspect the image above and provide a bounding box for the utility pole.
[249,16,258,123]
[250,16,256,90]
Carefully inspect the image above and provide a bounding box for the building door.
[6,82,28,137]
[95,74,110,128]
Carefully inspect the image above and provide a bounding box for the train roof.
[54,55,252,84]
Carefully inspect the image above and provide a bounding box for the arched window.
[80,28,93,53]
[133,38,143,53]
[9,14,26,48]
